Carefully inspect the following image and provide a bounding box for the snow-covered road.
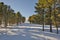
[0,23,60,40]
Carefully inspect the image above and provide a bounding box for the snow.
[0,23,60,40]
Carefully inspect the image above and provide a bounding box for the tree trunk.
[42,8,45,31]
[56,26,58,34]
[49,6,52,32]
[3,6,7,28]
[54,0,58,34]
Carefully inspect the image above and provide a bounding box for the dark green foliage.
[0,2,26,27]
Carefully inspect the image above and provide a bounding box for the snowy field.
[0,23,60,40]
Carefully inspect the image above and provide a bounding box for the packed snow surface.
[0,23,60,40]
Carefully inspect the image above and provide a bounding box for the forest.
[0,2,26,27]
[28,0,60,33]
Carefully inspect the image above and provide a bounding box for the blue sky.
[0,0,37,18]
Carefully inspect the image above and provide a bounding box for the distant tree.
[21,16,26,23]
[16,12,22,25]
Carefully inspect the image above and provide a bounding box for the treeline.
[0,2,25,27]
[28,14,42,24]
[28,0,60,33]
